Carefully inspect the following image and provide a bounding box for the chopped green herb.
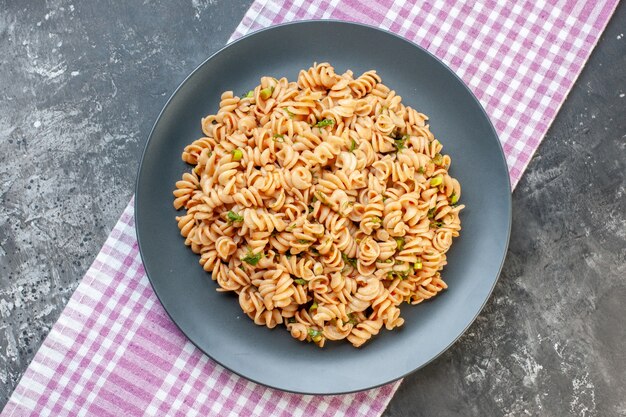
[309,302,318,312]
[259,86,274,100]
[242,251,263,266]
[308,328,322,342]
[417,166,425,174]
[285,253,292,259]
[432,153,444,166]
[427,207,436,219]
[347,313,358,325]
[309,248,320,256]
[308,205,314,213]
[382,196,388,202]
[394,237,405,251]
[431,221,443,228]
[393,135,409,152]
[244,90,254,98]
[414,259,423,270]
[272,133,285,142]
[227,211,244,223]
[314,118,335,128]
[232,149,243,161]
[298,239,311,244]
[239,265,246,271]
[370,216,381,223]
[342,253,358,267]
[294,278,307,285]
[383,259,393,264]
[286,223,296,232]
[282,107,295,118]
[450,193,459,205]
[349,138,357,152]
[430,175,443,187]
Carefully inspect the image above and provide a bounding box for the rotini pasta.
[173,63,464,348]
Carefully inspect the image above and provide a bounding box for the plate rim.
[135,19,512,395]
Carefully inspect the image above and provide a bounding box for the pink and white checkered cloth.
[2,1,618,416]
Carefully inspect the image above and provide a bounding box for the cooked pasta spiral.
[173,63,464,348]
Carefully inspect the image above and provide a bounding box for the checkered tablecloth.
[2,1,618,416]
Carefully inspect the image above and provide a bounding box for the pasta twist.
[347,320,383,348]
[349,70,381,98]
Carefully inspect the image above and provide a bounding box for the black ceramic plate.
[136,21,511,395]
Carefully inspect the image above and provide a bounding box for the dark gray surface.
[0,0,624,414]
[136,20,511,395]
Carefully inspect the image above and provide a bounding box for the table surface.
[1,1,624,415]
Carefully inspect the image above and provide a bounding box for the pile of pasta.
[173,63,464,348]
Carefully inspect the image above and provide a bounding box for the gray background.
[0,0,624,415]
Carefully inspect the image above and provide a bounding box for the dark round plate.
[135,20,511,395]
